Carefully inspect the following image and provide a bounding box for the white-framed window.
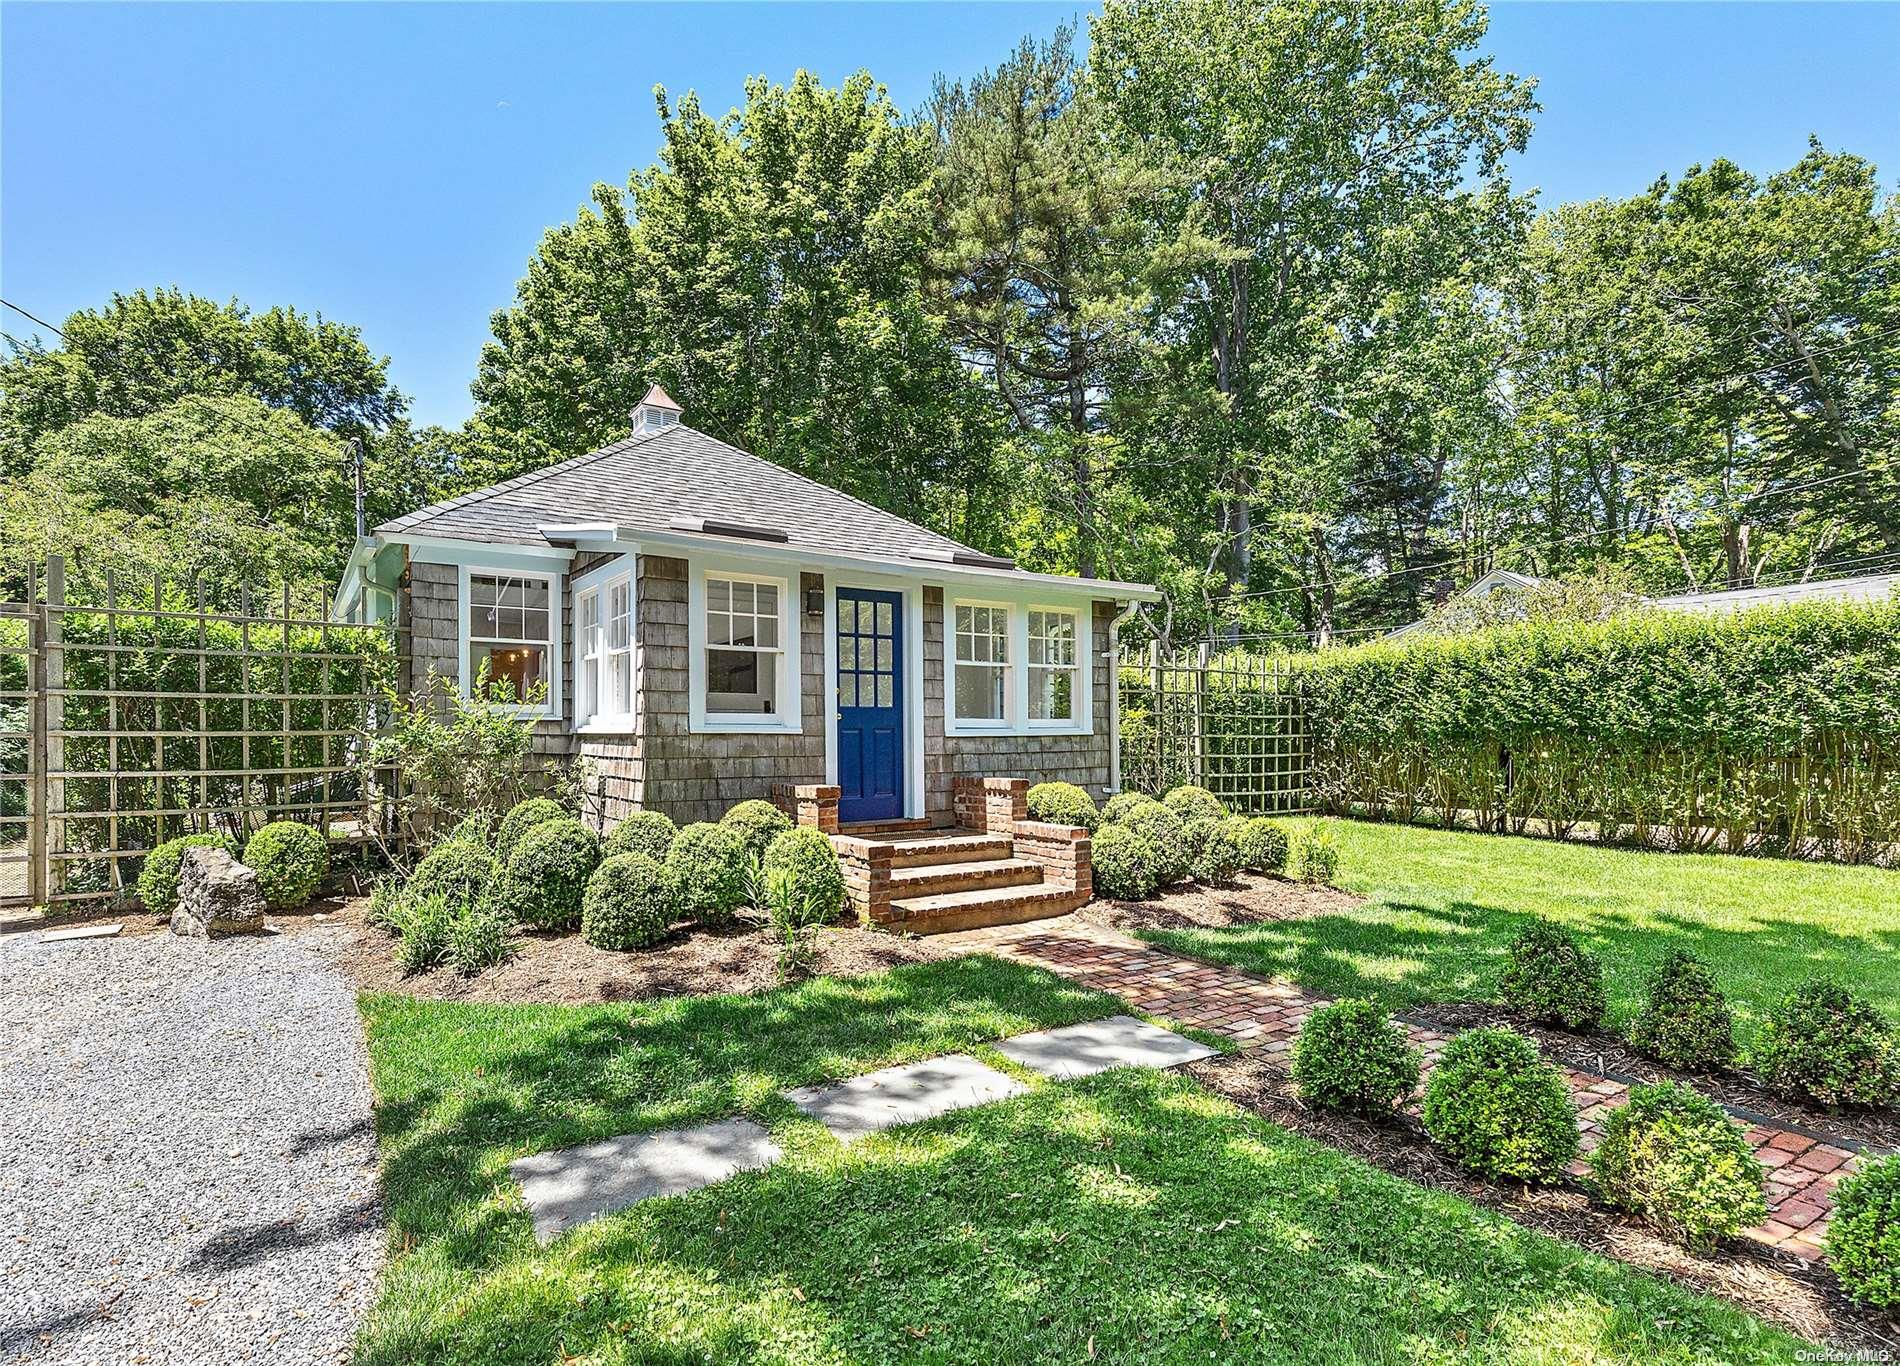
[463,570,558,715]
[953,602,1012,725]
[1027,608,1079,724]
[689,564,799,731]
[574,567,635,731]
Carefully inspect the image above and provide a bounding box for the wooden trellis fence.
[1117,642,1315,815]
[0,557,405,909]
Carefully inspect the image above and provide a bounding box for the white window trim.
[942,592,1093,738]
[571,559,637,734]
[688,558,802,734]
[456,563,563,721]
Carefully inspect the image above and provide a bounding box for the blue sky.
[4,2,1897,430]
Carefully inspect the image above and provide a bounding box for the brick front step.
[888,883,1090,934]
[838,817,937,836]
[885,834,1014,868]
[889,857,1044,899]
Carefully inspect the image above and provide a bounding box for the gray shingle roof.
[377,424,984,561]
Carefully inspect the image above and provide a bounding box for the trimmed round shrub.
[581,852,673,950]
[1026,781,1100,832]
[1627,949,1736,1072]
[1102,791,1159,825]
[762,826,846,923]
[407,839,496,910]
[1285,820,1341,886]
[664,822,750,927]
[1163,784,1226,823]
[604,809,679,863]
[1826,1154,1900,1309]
[498,818,600,930]
[1751,978,1900,1109]
[1181,816,1242,883]
[1118,802,1189,886]
[242,821,329,909]
[721,799,793,863]
[1230,816,1290,874]
[1091,823,1161,900]
[136,832,240,917]
[1421,1027,1580,1183]
[1292,999,1421,1116]
[1498,924,1606,1030]
[1588,1081,1765,1250]
[496,797,566,861]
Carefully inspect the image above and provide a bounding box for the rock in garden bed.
[1190,1049,1896,1354]
[170,846,265,938]
[313,896,957,1004]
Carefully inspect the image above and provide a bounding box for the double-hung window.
[1027,608,1079,723]
[953,603,1011,725]
[466,572,554,710]
[575,571,635,729]
[703,573,785,719]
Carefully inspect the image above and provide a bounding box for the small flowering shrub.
[1162,785,1226,824]
[1421,1027,1579,1183]
[136,833,240,917]
[1588,1082,1765,1250]
[720,799,793,863]
[1118,802,1189,886]
[1292,999,1421,1116]
[407,840,497,911]
[1229,816,1289,874]
[665,822,751,927]
[243,821,329,909]
[1285,820,1340,885]
[1627,949,1736,1071]
[1499,924,1607,1030]
[1181,816,1242,883]
[496,797,567,861]
[1090,823,1161,900]
[498,818,601,930]
[1026,781,1100,831]
[604,809,679,863]
[1751,978,1900,1109]
[1827,1155,1900,1309]
[581,853,673,951]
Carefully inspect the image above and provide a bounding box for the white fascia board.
[392,532,575,571]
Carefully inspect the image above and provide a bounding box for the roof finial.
[633,383,683,434]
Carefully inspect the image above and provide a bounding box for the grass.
[1148,819,1900,1044]
[358,954,1802,1363]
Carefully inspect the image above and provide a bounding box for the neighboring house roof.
[379,423,981,563]
[1650,572,1900,615]
[1385,569,1543,640]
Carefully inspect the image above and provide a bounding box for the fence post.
[1148,640,1163,794]
[42,555,65,900]
[1192,641,1209,792]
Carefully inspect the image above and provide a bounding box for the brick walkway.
[971,926,1856,1262]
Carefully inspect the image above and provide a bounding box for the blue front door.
[836,588,904,823]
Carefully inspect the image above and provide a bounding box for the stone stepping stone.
[785,1054,1026,1144]
[511,1116,782,1243]
[995,1014,1218,1080]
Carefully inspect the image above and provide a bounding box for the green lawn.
[1149,819,1900,1043]
[358,954,1800,1364]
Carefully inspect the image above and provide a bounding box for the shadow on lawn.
[358,1069,1789,1366]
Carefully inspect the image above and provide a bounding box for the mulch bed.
[1190,1049,1900,1353]
[1077,871,1361,933]
[306,897,956,1005]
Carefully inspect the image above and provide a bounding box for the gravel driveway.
[0,925,383,1365]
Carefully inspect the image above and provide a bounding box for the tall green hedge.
[1125,597,1900,863]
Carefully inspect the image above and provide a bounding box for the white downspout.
[1106,598,1141,795]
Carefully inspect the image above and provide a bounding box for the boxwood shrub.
[1588,1081,1764,1250]
[665,822,750,927]
[1163,784,1226,823]
[1228,816,1290,874]
[1499,924,1607,1030]
[1627,949,1736,1071]
[762,826,846,922]
[604,809,679,863]
[1026,781,1100,831]
[1181,816,1242,883]
[1292,999,1421,1116]
[1826,1154,1900,1309]
[582,852,673,950]
[1421,1027,1579,1183]
[136,832,240,917]
[496,797,567,861]
[1102,791,1159,825]
[498,818,600,931]
[1285,820,1341,885]
[1751,977,1900,1108]
[1118,801,1189,886]
[721,799,793,863]
[243,821,329,909]
[408,839,497,910]
[1091,823,1161,900]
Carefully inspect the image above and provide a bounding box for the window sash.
[702,573,788,721]
[577,576,635,725]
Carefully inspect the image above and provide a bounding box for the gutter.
[1106,597,1143,795]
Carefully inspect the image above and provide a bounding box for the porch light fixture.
[803,586,825,616]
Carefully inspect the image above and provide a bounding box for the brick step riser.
[889,862,1044,899]
[888,889,1090,936]
[887,839,1013,869]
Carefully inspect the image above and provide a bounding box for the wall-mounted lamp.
[803,586,825,617]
